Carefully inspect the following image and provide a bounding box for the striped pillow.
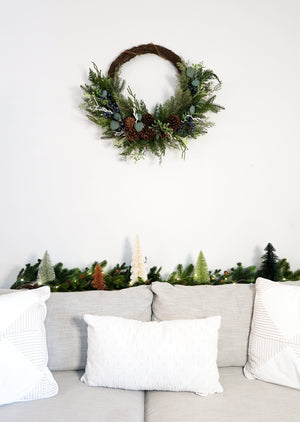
[244,278,300,389]
[0,287,58,405]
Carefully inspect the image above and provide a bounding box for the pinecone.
[140,127,155,141]
[124,117,136,130]
[126,128,140,142]
[166,114,181,131]
[142,113,155,127]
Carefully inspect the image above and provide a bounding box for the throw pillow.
[82,315,223,396]
[244,277,300,389]
[0,287,58,406]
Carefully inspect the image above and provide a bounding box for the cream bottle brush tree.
[130,236,147,286]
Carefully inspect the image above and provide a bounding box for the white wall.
[1,0,300,287]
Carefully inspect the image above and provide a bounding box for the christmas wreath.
[80,43,224,161]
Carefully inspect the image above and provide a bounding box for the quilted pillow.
[0,287,58,405]
[82,315,223,396]
[244,278,300,389]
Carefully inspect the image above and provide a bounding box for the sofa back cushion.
[151,282,255,367]
[47,286,153,371]
[1,286,153,371]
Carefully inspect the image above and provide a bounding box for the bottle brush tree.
[91,263,106,290]
[37,251,55,285]
[259,243,280,281]
[193,251,210,284]
[130,236,147,286]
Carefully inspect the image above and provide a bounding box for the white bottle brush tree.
[193,250,210,284]
[37,251,56,285]
[130,236,148,286]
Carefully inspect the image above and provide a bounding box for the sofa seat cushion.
[0,371,144,422]
[145,367,300,422]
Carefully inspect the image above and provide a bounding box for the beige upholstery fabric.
[145,367,300,422]
[45,286,153,370]
[0,371,144,422]
[151,282,255,367]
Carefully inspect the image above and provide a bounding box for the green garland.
[80,60,223,161]
[11,244,300,292]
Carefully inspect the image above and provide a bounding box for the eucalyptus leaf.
[137,113,142,121]
[113,112,121,121]
[134,122,144,132]
[192,79,200,87]
[110,120,120,130]
[186,67,195,78]
[189,105,195,114]
[101,90,108,98]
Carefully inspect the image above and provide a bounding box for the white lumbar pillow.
[82,315,223,396]
[0,287,58,406]
[244,277,300,389]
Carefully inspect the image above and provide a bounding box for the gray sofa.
[1,282,300,421]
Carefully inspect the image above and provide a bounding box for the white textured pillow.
[0,287,58,406]
[82,315,223,396]
[244,278,300,389]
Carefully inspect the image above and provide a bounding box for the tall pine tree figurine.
[260,243,280,281]
[37,251,55,285]
[91,263,106,290]
[130,236,147,286]
[193,250,210,284]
